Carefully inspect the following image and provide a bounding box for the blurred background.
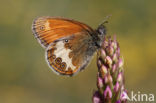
[0,0,156,103]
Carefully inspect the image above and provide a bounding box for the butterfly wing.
[32,16,93,48]
[46,32,97,76]
[32,17,96,76]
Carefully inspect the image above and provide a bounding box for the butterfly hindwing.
[46,32,96,76]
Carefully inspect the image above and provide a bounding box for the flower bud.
[100,49,106,60]
[114,82,120,92]
[105,56,112,67]
[100,65,108,78]
[118,58,124,68]
[112,64,117,73]
[97,77,103,88]
[117,72,122,82]
[104,86,112,98]
[93,91,101,103]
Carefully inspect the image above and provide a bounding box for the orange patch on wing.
[32,17,93,47]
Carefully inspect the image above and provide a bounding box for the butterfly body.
[32,16,106,76]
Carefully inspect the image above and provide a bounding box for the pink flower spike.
[94,36,127,103]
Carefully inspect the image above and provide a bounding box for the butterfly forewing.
[32,17,93,48]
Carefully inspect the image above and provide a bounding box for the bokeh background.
[0,0,156,103]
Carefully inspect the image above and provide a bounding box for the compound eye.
[99,29,104,35]
[98,27,106,36]
[97,24,106,35]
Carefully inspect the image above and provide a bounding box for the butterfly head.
[97,23,106,36]
[95,15,111,47]
[95,23,107,47]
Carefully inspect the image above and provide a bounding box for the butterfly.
[32,16,108,76]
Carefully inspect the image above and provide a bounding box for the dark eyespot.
[40,26,44,30]
[61,62,67,70]
[55,57,62,64]
[65,39,68,42]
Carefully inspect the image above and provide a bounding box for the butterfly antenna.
[99,15,112,26]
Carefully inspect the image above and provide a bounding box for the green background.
[0,0,156,103]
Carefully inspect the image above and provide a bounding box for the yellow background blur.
[0,0,156,103]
